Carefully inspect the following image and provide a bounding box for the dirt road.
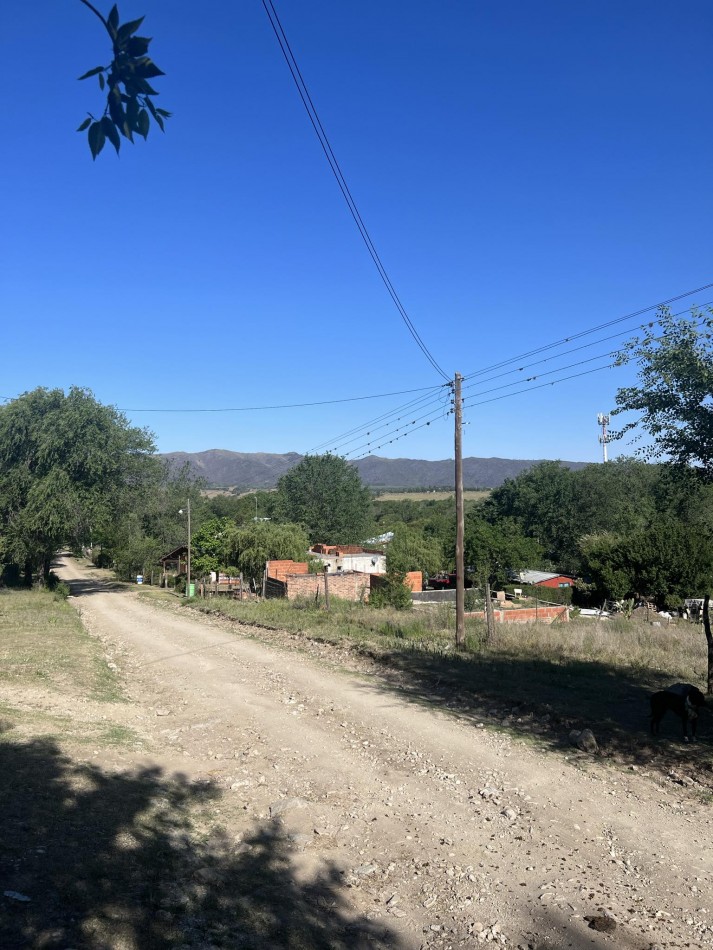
[56,557,712,949]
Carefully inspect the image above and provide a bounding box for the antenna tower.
[597,413,610,463]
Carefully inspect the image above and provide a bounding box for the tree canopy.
[0,387,158,582]
[276,454,372,544]
[385,527,444,579]
[613,307,713,478]
[221,521,310,587]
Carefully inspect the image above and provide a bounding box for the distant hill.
[161,450,589,491]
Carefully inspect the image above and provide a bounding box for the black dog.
[650,683,706,740]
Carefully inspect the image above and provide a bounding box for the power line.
[312,385,451,455]
[463,362,617,410]
[122,384,441,413]
[343,397,454,459]
[461,281,713,385]
[307,283,713,466]
[261,0,450,382]
[461,302,713,399]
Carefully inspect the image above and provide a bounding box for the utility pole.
[597,413,610,463]
[454,372,465,648]
[187,497,192,597]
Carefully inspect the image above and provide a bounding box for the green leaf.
[76,117,92,132]
[134,57,165,79]
[108,5,120,32]
[108,85,125,129]
[88,121,106,160]
[126,96,140,132]
[78,65,105,81]
[137,109,150,140]
[117,16,145,43]
[134,79,159,96]
[127,35,151,57]
[155,108,172,118]
[101,116,121,154]
[98,73,105,91]
[145,98,164,131]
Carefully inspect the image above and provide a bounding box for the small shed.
[159,545,189,584]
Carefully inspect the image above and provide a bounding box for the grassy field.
[375,489,490,501]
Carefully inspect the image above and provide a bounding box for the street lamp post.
[179,499,192,597]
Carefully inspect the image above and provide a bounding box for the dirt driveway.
[46,557,713,949]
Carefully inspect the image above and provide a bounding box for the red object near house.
[535,575,574,589]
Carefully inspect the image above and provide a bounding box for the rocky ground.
[2,555,712,950]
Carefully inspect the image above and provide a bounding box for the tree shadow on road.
[0,725,401,949]
[359,638,713,783]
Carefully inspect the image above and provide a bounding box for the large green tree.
[0,387,157,583]
[276,454,372,544]
[386,527,444,580]
[613,306,713,478]
[464,514,543,589]
[221,521,310,588]
[579,520,713,608]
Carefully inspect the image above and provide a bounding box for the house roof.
[160,545,188,563]
[517,570,572,585]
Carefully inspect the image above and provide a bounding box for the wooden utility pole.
[324,568,330,611]
[704,594,713,696]
[454,372,465,648]
[186,497,192,598]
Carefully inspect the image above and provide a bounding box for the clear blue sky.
[2,1,712,463]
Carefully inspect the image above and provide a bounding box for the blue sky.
[2,1,712,463]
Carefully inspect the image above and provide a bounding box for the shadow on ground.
[0,727,402,949]
[357,638,713,784]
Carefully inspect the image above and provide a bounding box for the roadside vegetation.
[171,590,709,758]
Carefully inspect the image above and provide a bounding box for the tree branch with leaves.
[77,2,171,159]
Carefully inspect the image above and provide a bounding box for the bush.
[53,582,71,600]
[369,571,413,610]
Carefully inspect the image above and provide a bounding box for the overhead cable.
[261,0,450,381]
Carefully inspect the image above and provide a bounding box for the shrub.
[369,571,413,610]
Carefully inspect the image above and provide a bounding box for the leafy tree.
[579,520,713,608]
[191,517,233,576]
[276,454,372,544]
[613,307,713,478]
[482,461,580,570]
[0,387,157,583]
[206,490,280,524]
[77,2,171,158]
[386,528,444,581]
[463,514,543,588]
[222,521,309,588]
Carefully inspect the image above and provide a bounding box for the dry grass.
[188,593,706,683]
[490,615,706,681]
[0,588,122,702]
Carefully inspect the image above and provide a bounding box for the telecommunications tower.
[597,413,610,463]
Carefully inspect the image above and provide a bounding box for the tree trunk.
[703,594,713,696]
[42,557,52,585]
[23,559,33,587]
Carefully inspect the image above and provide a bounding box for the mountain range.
[162,450,589,490]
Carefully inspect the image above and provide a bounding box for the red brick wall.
[284,571,370,602]
[266,560,309,583]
